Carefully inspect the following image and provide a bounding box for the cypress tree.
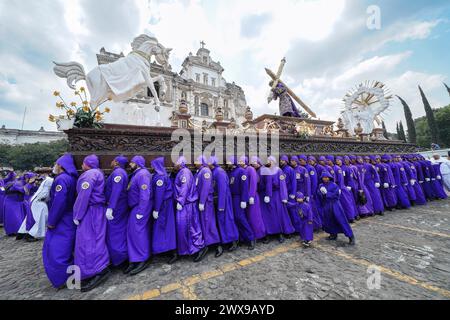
[381,121,389,139]
[397,95,417,144]
[396,122,400,140]
[399,121,407,142]
[419,85,440,144]
[445,83,450,97]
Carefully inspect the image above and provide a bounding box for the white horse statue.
[53,34,171,112]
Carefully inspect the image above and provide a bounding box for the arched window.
[201,103,209,117]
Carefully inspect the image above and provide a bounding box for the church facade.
[98,42,249,128]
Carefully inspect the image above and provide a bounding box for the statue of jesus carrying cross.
[266,58,317,118]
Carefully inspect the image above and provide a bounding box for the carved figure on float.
[53,34,172,113]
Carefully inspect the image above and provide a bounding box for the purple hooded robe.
[355,157,375,216]
[419,157,436,200]
[228,157,255,242]
[430,161,448,199]
[151,157,177,254]
[404,157,426,205]
[195,156,221,246]
[245,156,266,239]
[174,157,204,255]
[317,171,354,238]
[333,158,358,221]
[377,156,398,208]
[306,156,322,230]
[42,154,78,288]
[127,156,153,262]
[389,157,411,208]
[0,171,16,226]
[362,157,384,214]
[73,155,109,280]
[281,155,301,233]
[259,156,295,235]
[289,192,314,242]
[210,156,239,244]
[3,177,27,235]
[397,157,417,202]
[105,156,129,266]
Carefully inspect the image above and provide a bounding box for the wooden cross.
[200,41,206,49]
[265,58,317,118]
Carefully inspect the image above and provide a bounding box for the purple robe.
[362,163,384,214]
[377,162,398,208]
[399,161,417,202]
[105,167,129,266]
[229,166,255,242]
[42,171,77,288]
[260,167,295,235]
[151,158,177,254]
[127,167,153,262]
[282,163,301,233]
[405,162,427,205]
[305,164,322,230]
[390,162,411,208]
[334,165,358,221]
[431,162,448,199]
[245,165,266,239]
[3,179,26,235]
[419,160,436,200]
[195,165,221,246]
[317,173,354,238]
[296,201,313,242]
[23,181,39,231]
[0,172,16,225]
[174,166,204,256]
[74,168,109,280]
[355,163,375,216]
[212,165,239,244]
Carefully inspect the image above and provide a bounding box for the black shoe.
[168,252,179,265]
[81,268,111,292]
[302,241,311,248]
[228,241,238,252]
[278,234,285,244]
[123,262,135,275]
[129,261,150,276]
[262,237,270,244]
[112,261,128,271]
[355,215,361,221]
[215,245,224,257]
[248,240,256,250]
[193,247,209,263]
[16,233,26,240]
[349,220,355,224]
[379,211,384,216]
[25,235,39,242]
[348,236,356,246]
[327,235,338,241]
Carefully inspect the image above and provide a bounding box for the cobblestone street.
[1,200,449,300]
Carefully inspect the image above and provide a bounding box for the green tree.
[2,140,69,171]
[445,83,450,97]
[419,85,440,144]
[396,122,400,139]
[414,104,450,148]
[398,121,407,142]
[397,95,416,144]
[381,121,389,139]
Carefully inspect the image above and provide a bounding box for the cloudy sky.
[1,0,449,132]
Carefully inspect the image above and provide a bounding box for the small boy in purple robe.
[105,156,129,269]
[73,155,110,292]
[42,154,78,289]
[174,156,208,262]
[317,171,355,245]
[208,156,239,251]
[194,155,222,257]
[151,157,178,264]
[289,192,314,247]
[124,156,153,275]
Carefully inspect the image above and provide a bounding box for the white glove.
[73,219,80,226]
[153,211,159,219]
[375,182,380,188]
[136,214,144,220]
[199,203,205,212]
[346,186,352,191]
[320,186,327,195]
[106,208,114,221]
[289,194,295,200]
[240,202,247,209]
[282,199,288,204]
[177,203,183,211]
[425,178,430,182]
[249,197,255,205]
[410,179,415,186]
[218,208,225,212]
[306,197,310,202]
[383,183,389,189]
[437,175,441,180]
[264,196,270,203]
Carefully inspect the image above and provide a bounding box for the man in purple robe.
[105,156,129,269]
[241,156,266,240]
[396,155,417,205]
[73,155,110,292]
[42,154,78,289]
[16,173,39,240]
[377,155,398,210]
[404,155,427,205]
[151,157,178,263]
[124,156,153,275]
[194,155,222,257]
[363,156,384,215]
[355,156,375,216]
[334,156,358,222]
[208,156,239,251]
[429,157,448,199]
[0,170,16,227]
[227,156,256,249]
[418,155,436,200]
[388,155,411,209]
[259,156,295,243]
[3,175,27,236]
[307,156,323,229]
[173,156,207,262]
[280,155,300,234]
[317,171,355,245]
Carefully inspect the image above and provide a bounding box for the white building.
[0,125,66,145]
[98,41,250,128]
